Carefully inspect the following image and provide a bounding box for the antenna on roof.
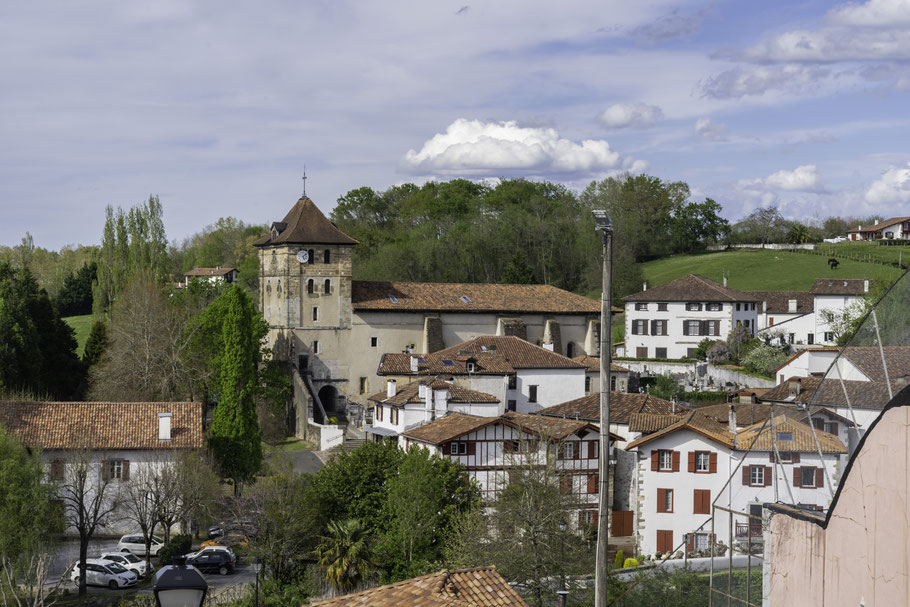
[302,165,308,197]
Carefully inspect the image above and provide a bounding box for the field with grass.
[62,314,93,356]
[640,249,903,292]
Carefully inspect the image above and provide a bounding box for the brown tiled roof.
[696,401,855,428]
[434,336,586,370]
[401,413,503,445]
[184,267,236,277]
[367,381,499,407]
[747,290,814,314]
[841,346,910,383]
[809,278,870,295]
[0,401,204,450]
[623,275,758,303]
[378,352,515,376]
[736,415,846,454]
[352,281,602,314]
[254,197,358,246]
[502,411,607,442]
[848,217,910,233]
[309,566,528,607]
[536,392,680,424]
[736,387,771,399]
[772,347,840,375]
[628,412,686,433]
[626,410,734,450]
[760,376,893,410]
[572,355,630,374]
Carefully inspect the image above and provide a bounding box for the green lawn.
[62,314,93,356]
[640,249,903,292]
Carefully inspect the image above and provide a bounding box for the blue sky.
[3,0,910,249]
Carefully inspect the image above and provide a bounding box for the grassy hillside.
[640,249,903,292]
[63,314,93,357]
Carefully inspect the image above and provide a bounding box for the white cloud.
[401,119,638,175]
[741,28,910,63]
[699,65,831,99]
[597,102,663,129]
[693,118,729,141]
[739,165,826,193]
[829,0,910,27]
[865,162,910,203]
[629,8,706,42]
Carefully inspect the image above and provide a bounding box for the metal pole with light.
[592,209,613,607]
[153,556,208,607]
[253,557,262,607]
[558,520,567,593]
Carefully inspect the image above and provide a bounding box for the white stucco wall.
[513,368,585,413]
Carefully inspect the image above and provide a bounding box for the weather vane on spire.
[302,165,307,197]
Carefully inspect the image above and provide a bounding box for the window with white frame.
[109,460,124,480]
[749,465,764,486]
[706,302,722,311]
[686,302,702,311]
[695,451,710,472]
[635,302,648,311]
[658,450,673,471]
[449,442,468,455]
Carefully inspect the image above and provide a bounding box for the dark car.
[186,551,234,576]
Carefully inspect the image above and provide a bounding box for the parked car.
[201,532,249,550]
[823,236,847,243]
[117,534,165,556]
[100,551,153,578]
[185,545,237,563]
[207,517,258,540]
[70,559,138,589]
[185,550,234,575]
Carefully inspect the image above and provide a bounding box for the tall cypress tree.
[208,286,262,493]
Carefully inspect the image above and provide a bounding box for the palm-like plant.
[314,519,375,594]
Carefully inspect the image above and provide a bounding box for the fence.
[706,244,816,251]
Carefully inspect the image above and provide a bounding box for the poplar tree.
[208,286,262,493]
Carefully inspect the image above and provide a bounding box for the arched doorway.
[317,384,344,424]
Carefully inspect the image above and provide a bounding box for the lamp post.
[253,557,262,607]
[153,556,208,607]
[558,520,567,593]
[592,209,613,607]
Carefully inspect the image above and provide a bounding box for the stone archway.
[317,384,345,424]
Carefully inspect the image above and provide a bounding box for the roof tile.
[623,275,758,303]
[536,392,680,424]
[254,197,358,246]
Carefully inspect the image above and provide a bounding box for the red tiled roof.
[434,336,586,370]
[847,217,910,234]
[401,413,504,445]
[378,352,515,376]
[623,275,758,303]
[184,267,236,277]
[536,392,681,424]
[367,381,499,407]
[760,376,893,410]
[747,290,814,314]
[0,401,204,450]
[352,281,602,314]
[254,197,358,246]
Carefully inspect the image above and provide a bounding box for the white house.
[623,275,759,360]
[376,335,587,414]
[366,379,500,441]
[846,216,910,241]
[182,267,238,287]
[626,409,845,556]
[772,347,841,384]
[399,410,618,526]
[0,400,204,536]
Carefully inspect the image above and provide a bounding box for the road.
[276,449,324,474]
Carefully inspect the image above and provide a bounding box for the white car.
[823,236,847,243]
[71,559,138,589]
[117,534,165,556]
[100,551,154,577]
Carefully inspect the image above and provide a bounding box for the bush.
[693,338,717,362]
[623,557,639,568]
[706,342,730,363]
[613,550,625,570]
[741,343,789,378]
[157,534,193,565]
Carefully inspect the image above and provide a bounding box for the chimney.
[788,378,802,397]
[723,275,728,287]
[410,356,419,373]
[788,299,797,313]
[643,282,647,291]
[418,381,428,401]
[434,389,449,419]
[728,404,737,432]
[864,280,869,293]
[762,300,767,313]
[158,412,172,441]
[387,380,397,398]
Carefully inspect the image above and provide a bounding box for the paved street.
[277,448,325,474]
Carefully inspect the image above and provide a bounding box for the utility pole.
[593,210,613,607]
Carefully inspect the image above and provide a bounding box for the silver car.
[70,559,138,589]
[117,533,164,556]
[101,551,153,577]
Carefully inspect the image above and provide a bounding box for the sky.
[3,0,910,249]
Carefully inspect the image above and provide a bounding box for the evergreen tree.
[208,286,263,493]
[55,261,96,317]
[82,320,108,368]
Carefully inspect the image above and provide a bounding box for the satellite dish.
[296,250,309,264]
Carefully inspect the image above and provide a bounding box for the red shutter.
[587,473,598,494]
[573,442,580,460]
[764,466,772,487]
[792,453,800,464]
[793,468,801,487]
[672,451,680,472]
[828,423,839,435]
[122,460,130,481]
[578,511,584,526]
[686,533,695,554]
[467,442,476,456]
[593,511,599,525]
[657,489,666,513]
[816,468,824,488]
[688,452,696,473]
[709,452,717,473]
[651,451,659,471]
[742,466,750,486]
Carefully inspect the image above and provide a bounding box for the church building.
[255,196,604,439]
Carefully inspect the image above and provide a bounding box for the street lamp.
[253,557,263,607]
[592,209,613,607]
[153,557,208,607]
[558,520,567,593]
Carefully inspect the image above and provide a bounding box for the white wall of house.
[774,350,840,383]
[814,293,866,341]
[759,313,817,347]
[372,389,502,436]
[513,368,585,413]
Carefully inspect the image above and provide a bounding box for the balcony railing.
[735,522,762,539]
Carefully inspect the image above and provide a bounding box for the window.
[635,302,648,311]
[686,302,703,311]
[104,459,129,481]
[307,249,315,264]
[312,307,319,322]
[504,440,530,454]
[807,333,814,345]
[657,530,673,554]
[776,431,793,442]
[788,333,795,344]
[655,347,667,358]
[323,249,330,264]
[769,317,775,325]
[359,377,367,395]
[736,303,741,311]
[825,422,839,435]
[796,466,823,488]
[751,303,756,310]
[566,342,575,358]
[580,510,597,525]
[312,341,319,354]
[390,408,399,425]
[706,302,722,311]
[824,332,834,342]
[684,320,701,336]
[49,459,64,481]
[560,442,578,460]
[687,348,697,358]
[507,399,516,411]
[587,473,598,494]
[744,319,750,328]
[560,475,572,494]
[632,319,649,335]
[774,451,796,463]
[610,375,616,391]
[657,488,673,513]
[307,279,314,294]
[376,404,383,421]
[650,319,668,336]
[749,465,764,486]
[695,451,710,472]
[588,440,599,459]
[370,336,378,347]
[657,302,668,311]
[324,279,331,294]
[450,442,468,455]
[507,375,517,390]
[658,450,673,471]
[693,489,711,514]
[585,376,591,393]
[528,385,538,403]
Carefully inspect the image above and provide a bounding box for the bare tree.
[0,552,67,607]
[119,455,180,570]
[171,450,221,539]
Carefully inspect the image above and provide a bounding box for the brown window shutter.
[700,320,708,336]
[682,321,689,336]
[764,466,772,486]
[122,460,130,481]
[573,442,580,460]
[713,321,720,336]
[688,451,696,473]
[687,533,695,554]
[587,473,598,494]
[769,452,775,463]
[816,468,824,488]
[792,453,800,464]
[828,423,838,435]
[631,322,638,335]
[468,442,476,456]
[742,466,750,485]
[672,451,680,472]
[793,467,801,487]
[657,489,666,513]
[642,320,649,336]
[651,451,659,471]
[593,511,599,525]
[709,452,717,473]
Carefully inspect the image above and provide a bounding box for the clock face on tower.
[296,250,309,264]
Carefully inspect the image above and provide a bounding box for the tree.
[208,286,263,493]
[785,222,813,244]
[82,320,108,368]
[819,301,867,346]
[732,207,789,244]
[171,451,221,539]
[670,198,729,253]
[54,262,96,317]
[741,344,789,378]
[0,425,64,607]
[119,457,178,571]
[314,519,376,595]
